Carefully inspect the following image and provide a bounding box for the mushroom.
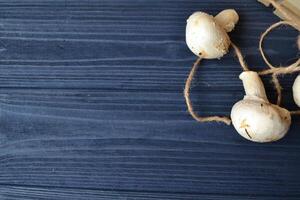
[186,9,238,59]
[293,74,300,107]
[231,71,291,142]
[185,9,296,143]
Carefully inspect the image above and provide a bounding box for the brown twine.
[183,42,251,125]
[258,21,300,72]
[183,57,232,125]
[259,59,300,75]
[271,73,282,105]
[184,2,300,124]
[259,0,300,107]
[258,21,300,109]
[231,42,249,71]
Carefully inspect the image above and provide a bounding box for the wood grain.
[0,0,299,199]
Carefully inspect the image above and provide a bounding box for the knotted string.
[257,20,300,114]
[184,0,300,124]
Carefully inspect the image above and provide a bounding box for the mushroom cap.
[293,74,300,107]
[186,12,231,59]
[231,96,291,142]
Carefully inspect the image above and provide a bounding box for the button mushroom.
[186,9,238,59]
[293,75,300,107]
[231,71,291,142]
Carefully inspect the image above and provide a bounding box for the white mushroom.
[214,9,239,32]
[186,9,238,59]
[231,71,291,142]
[293,74,300,107]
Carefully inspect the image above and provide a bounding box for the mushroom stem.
[239,71,269,102]
[215,9,239,32]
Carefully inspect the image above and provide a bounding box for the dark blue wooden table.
[0,0,299,199]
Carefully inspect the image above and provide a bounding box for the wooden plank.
[0,185,300,200]
[0,0,299,199]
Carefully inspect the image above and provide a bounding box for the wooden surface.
[0,0,299,199]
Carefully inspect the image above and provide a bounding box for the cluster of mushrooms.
[185,9,300,143]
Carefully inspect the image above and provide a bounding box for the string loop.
[184,57,232,125]
[184,42,251,125]
[258,21,300,107]
[184,18,300,124]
